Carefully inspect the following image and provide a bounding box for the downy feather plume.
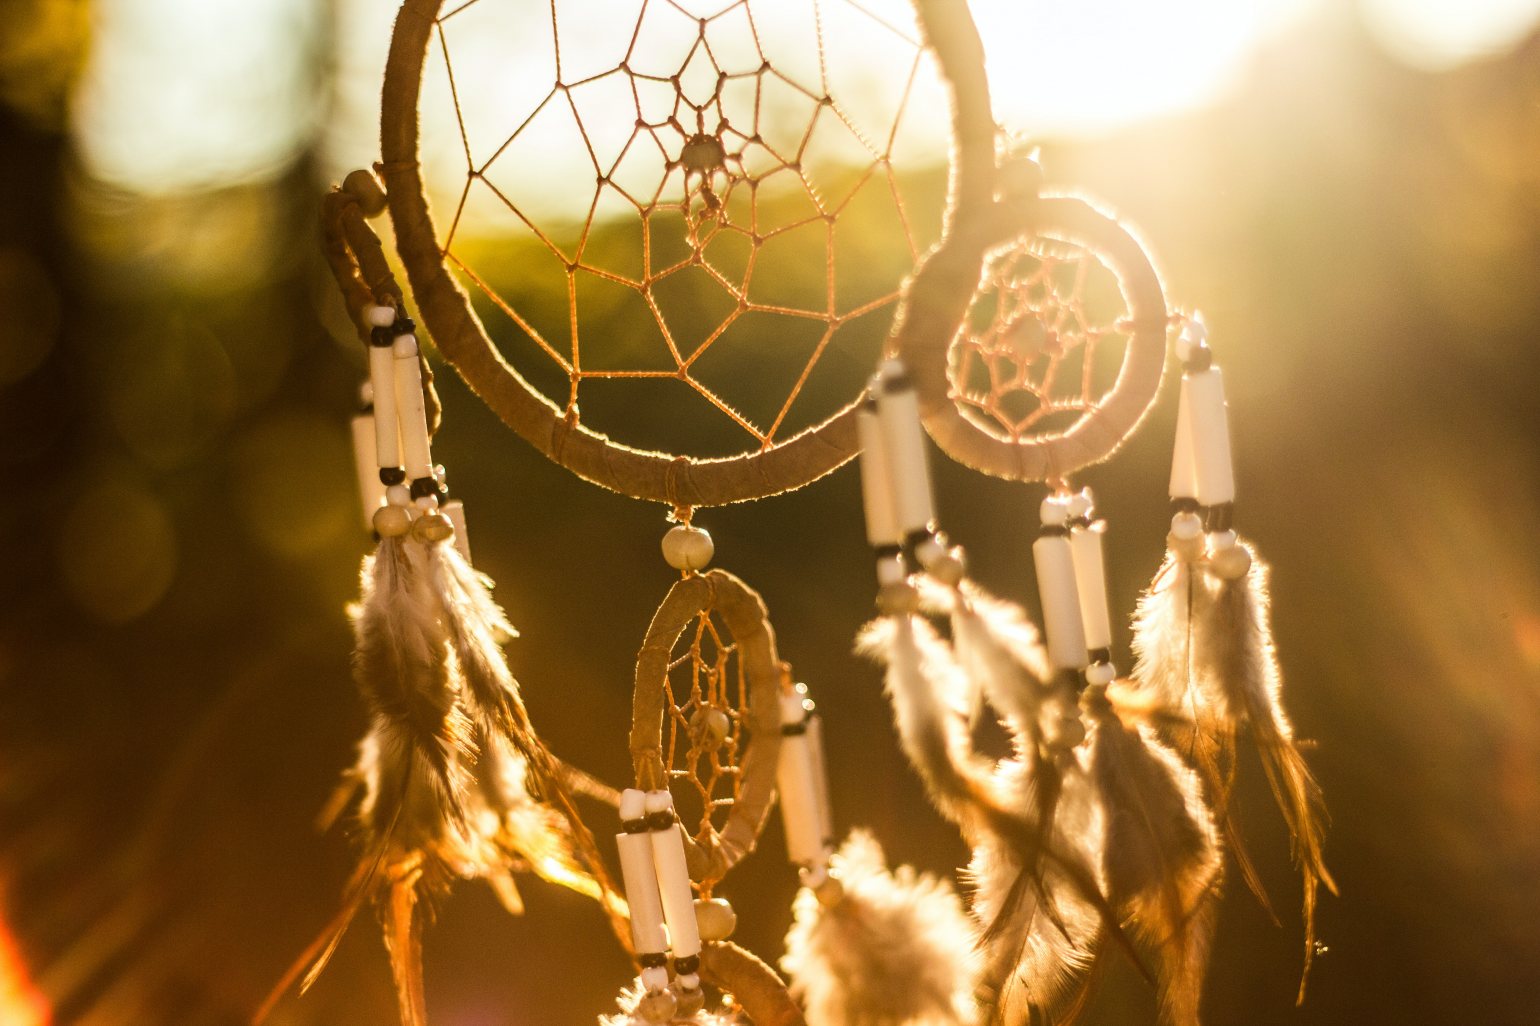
[255,534,620,1026]
[857,614,1142,1026]
[1197,546,1335,1000]
[964,755,1103,1026]
[422,539,623,930]
[1126,551,1269,921]
[1085,688,1221,1026]
[1128,542,1334,1001]
[782,830,976,1026]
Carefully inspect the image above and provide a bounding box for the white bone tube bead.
[350,412,387,532]
[1070,521,1112,652]
[804,701,834,848]
[857,395,901,548]
[875,360,936,539]
[1182,367,1235,507]
[616,790,668,962]
[1034,531,1088,671]
[644,790,701,961]
[393,334,434,482]
[441,499,472,562]
[777,693,829,869]
[368,344,401,471]
[1169,377,1198,502]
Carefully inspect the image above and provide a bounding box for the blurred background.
[3,0,1539,1023]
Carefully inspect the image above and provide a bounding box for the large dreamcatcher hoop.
[379,0,980,506]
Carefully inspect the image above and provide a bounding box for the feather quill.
[782,830,976,1026]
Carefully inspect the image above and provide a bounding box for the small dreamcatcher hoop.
[898,192,1171,483]
[380,0,965,506]
[630,568,782,888]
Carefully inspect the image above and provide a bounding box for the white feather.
[782,830,977,1026]
[965,755,1105,1026]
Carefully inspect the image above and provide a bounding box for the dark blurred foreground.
[3,5,1540,1025]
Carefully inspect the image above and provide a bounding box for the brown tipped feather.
[1199,549,1336,1002]
[386,861,429,1026]
[1129,552,1281,923]
[1086,690,1221,1026]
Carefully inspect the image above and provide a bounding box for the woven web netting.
[952,236,1140,443]
[421,0,947,457]
[662,610,744,893]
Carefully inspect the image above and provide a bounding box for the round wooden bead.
[1039,495,1070,527]
[690,707,731,747]
[1210,542,1252,581]
[637,989,677,1024]
[373,504,412,538]
[386,484,411,506]
[926,545,967,587]
[661,525,714,571]
[694,897,737,941]
[342,169,388,216]
[672,984,704,1017]
[412,510,454,544]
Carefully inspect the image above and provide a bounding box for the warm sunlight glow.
[972,0,1313,136]
[1361,0,1540,70]
[74,0,320,193]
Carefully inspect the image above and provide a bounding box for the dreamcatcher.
[261,0,1333,1024]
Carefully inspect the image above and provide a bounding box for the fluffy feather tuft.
[1197,547,1336,1001]
[1086,691,1221,1026]
[599,980,742,1026]
[783,830,977,1026]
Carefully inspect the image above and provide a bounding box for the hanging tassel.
[781,830,976,1026]
[1127,316,1332,1001]
[1084,688,1220,1026]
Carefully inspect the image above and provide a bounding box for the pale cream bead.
[373,504,412,538]
[661,524,714,572]
[1210,542,1252,581]
[1084,661,1116,687]
[637,989,677,1023]
[694,897,737,941]
[412,510,454,544]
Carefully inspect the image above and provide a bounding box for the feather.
[782,830,976,1026]
[1085,689,1221,1026]
[1194,546,1336,1002]
[1128,551,1274,925]
[355,536,476,839]
[423,539,629,945]
[858,613,1147,1018]
[857,615,990,829]
[386,859,430,1026]
[964,756,1103,1026]
[599,980,743,1026]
